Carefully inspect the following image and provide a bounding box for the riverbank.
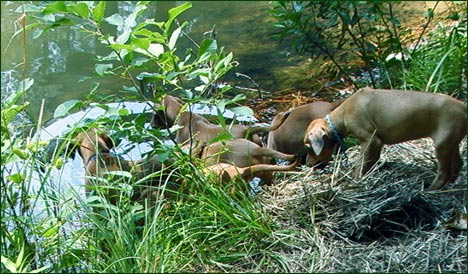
[259,138,467,272]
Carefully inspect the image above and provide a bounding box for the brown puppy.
[304,87,467,190]
[199,138,297,185]
[205,160,298,183]
[151,95,290,146]
[204,159,299,195]
[70,128,178,204]
[267,99,344,165]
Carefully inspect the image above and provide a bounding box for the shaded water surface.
[1,1,317,123]
[1,1,447,126]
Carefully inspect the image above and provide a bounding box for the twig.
[235,72,263,99]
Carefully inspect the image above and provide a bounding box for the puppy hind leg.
[427,143,455,190]
[450,150,463,180]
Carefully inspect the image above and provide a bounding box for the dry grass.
[259,138,467,272]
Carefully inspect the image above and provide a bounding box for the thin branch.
[411,1,440,55]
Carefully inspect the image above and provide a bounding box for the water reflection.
[1,1,312,124]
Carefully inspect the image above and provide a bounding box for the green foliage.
[271,1,467,96]
[271,1,405,88]
[76,156,287,272]
[1,79,58,273]
[403,20,467,97]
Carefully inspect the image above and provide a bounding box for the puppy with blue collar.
[304,87,466,190]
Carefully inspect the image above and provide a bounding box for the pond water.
[1,1,447,125]
[1,1,318,125]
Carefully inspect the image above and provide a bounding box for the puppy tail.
[255,146,297,162]
[239,156,299,179]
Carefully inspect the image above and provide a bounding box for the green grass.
[1,124,313,272]
[401,20,467,97]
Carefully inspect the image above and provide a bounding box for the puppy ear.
[151,109,170,129]
[99,133,115,149]
[306,127,327,156]
[310,136,325,155]
[173,96,185,106]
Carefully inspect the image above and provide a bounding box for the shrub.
[270,1,467,96]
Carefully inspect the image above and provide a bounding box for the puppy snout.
[304,132,313,148]
[304,138,311,148]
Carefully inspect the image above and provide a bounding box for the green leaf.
[104,13,124,26]
[117,29,131,44]
[1,255,17,273]
[230,93,246,103]
[92,1,106,25]
[68,2,89,18]
[18,78,34,93]
[54,100,83,118]
[132,57,149,66]
[16,244,25,272]
[136,72,165,81]
[164,2,192,32]
[108,44,133,52]
[95,63,113,76]
[131,37,150,50]
[154,151,169,163]
[216,100,227,113]
[196,52,212,64]
[215,52,233,72]
[168,24,184,50]
[166,71,184,81]
[231,106,255,118]
[42,223,59,238]
[103,170,132,178]
[39,18,74,36]
[198,38,217,58]
[210,130,234,144]
[122,86,138,93]
[6,173,25,184]
[147,43,164,57]
[1,105,26,124]
[43,2,67,14]
[118,109,129,116]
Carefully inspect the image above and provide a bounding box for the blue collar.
[325,115,346,152]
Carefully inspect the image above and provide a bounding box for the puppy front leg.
[357,138,383,178]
